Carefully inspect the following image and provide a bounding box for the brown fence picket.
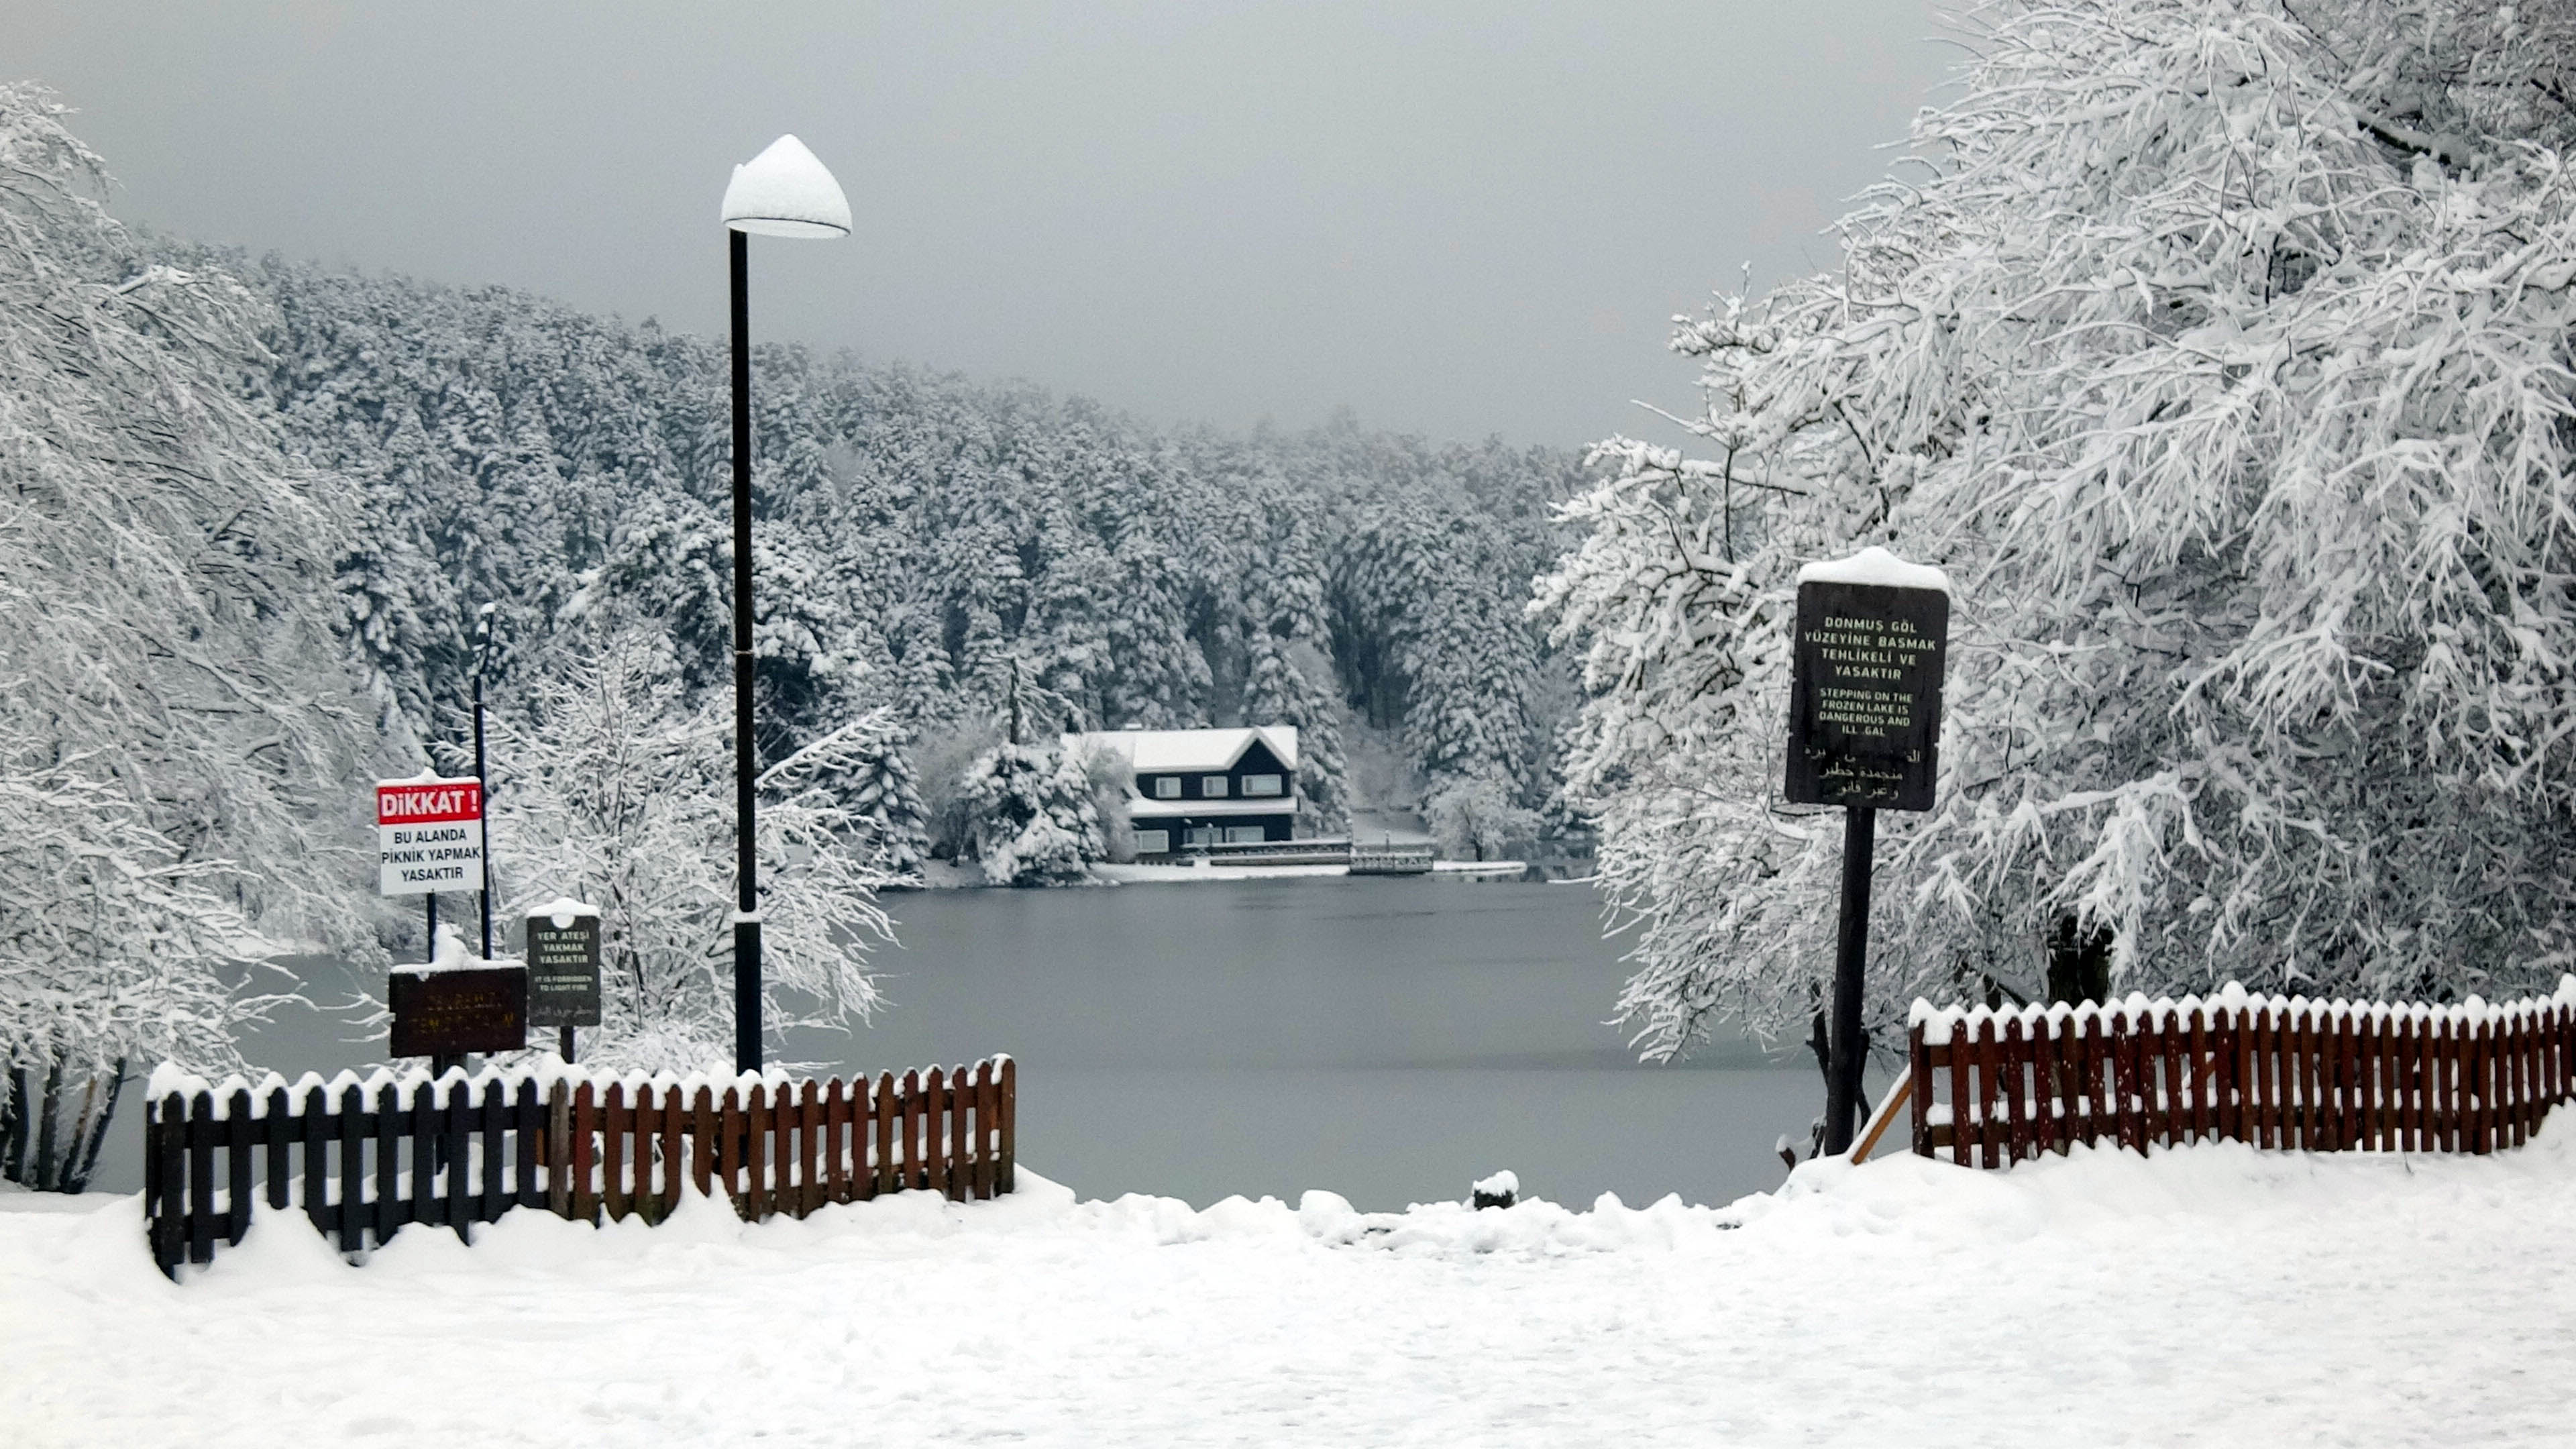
[2394,1009,2415,1152]
[632,1085,661,1220]
[1997,1016,2027,1164]
[2186,1008,2211,1144]
[1000,1057,1017,1193]
[602,1083,629,1222]
[2479,1017,2500,1155]
[570,1081,597,1222]
[672,1082,692,1208]
[931,1067,951,1196]
[753,1083,781,1220]
[1944,1020,1972,1165]
[950,1065,973,1197]
[716,1085,743,1217]
[897,1069,920,1191]
[2078,1010,2107,1144]
[975,1060,999,1197]
[2362,1010,2385,1151]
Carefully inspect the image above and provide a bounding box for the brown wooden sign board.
[525,914,602,1028]
[1784,579,1949,812]
[388,965,527,1057]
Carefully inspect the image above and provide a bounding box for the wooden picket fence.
[143,1057,1014,1279]
[1908,983,2576,1167]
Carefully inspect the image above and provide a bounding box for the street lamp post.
[719,135,850,1074]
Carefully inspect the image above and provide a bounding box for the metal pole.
[1822,804,1876,1155]
[472,612,494,963]
[425,892,461,1079]
[729,226,763,1075]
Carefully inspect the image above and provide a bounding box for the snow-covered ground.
[8,1125,2575,1446]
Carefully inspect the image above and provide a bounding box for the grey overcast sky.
[9,0,1951,449]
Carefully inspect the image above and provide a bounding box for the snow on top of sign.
[388,924,517,978]
[376,769,478,788]
[1907,975,2576,1044]
[528,896,601,928]
[1795,546,1952,594]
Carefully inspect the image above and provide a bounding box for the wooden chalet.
[1062,726,1300,857]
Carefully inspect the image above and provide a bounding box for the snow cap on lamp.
[720,135,851,238]
[1795,545,1951,594]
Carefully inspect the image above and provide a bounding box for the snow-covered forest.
[1542,0,2576,1069]
[0,79,1589,1183]
[209,242,1584,859]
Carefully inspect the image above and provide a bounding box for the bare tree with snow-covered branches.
[1538,0,2576,1076]
[0,84,375,1188]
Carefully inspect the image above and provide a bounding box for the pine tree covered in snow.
[0,84,376,1188]
[959,743,1104,886]
[1540,0,2576,1067]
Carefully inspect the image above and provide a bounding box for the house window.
[1242,773,1283,797]
[1152,776,1180,799]
[1201,775,1229,798]
[1183,826,1222,847]
[1133,829,1170,855]
[1225,826,1267,845]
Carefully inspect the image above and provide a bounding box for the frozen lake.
[97,877,1863,1210]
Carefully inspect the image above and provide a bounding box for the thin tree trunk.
[69,1059,127,1193]
[32,1053,64,1192]
[1,1065,25,1184]
[62,1072,100,1189]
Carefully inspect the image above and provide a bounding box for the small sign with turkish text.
[388,964,526,1057]
[525,902,602,1028]
[1784,561,1950,812]
[376,775,485,896]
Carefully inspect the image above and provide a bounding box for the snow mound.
[1794,545,1952,593]
[11,1127,2575,1446]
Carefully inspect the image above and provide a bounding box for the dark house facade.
[1062,727,1301,855]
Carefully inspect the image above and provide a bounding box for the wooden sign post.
[388,963,527,1059]
[525,898,603,1063]
[1784,547,1951,1154]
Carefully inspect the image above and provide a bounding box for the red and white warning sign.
[376,775,486,896]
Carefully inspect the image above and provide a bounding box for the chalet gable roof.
[1061,725,1299,775]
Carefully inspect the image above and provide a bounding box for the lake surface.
[97,877,1878,1210]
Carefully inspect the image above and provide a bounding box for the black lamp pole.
[472,604,497,964]
[729,227,763,1075]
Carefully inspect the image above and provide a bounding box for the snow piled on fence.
[9,1118,2576,1446]
[1909,975,2576,1044]
[141,1053,1002,1118]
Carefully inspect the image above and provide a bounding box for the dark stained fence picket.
[1911,985,2576,1169]
[143,1056,1017,1279]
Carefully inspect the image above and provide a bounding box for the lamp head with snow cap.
[720,135,851,239]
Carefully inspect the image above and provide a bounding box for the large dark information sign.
[525,909,602,1030]
[1784,574,1950,812]
[388,966,527,1058]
